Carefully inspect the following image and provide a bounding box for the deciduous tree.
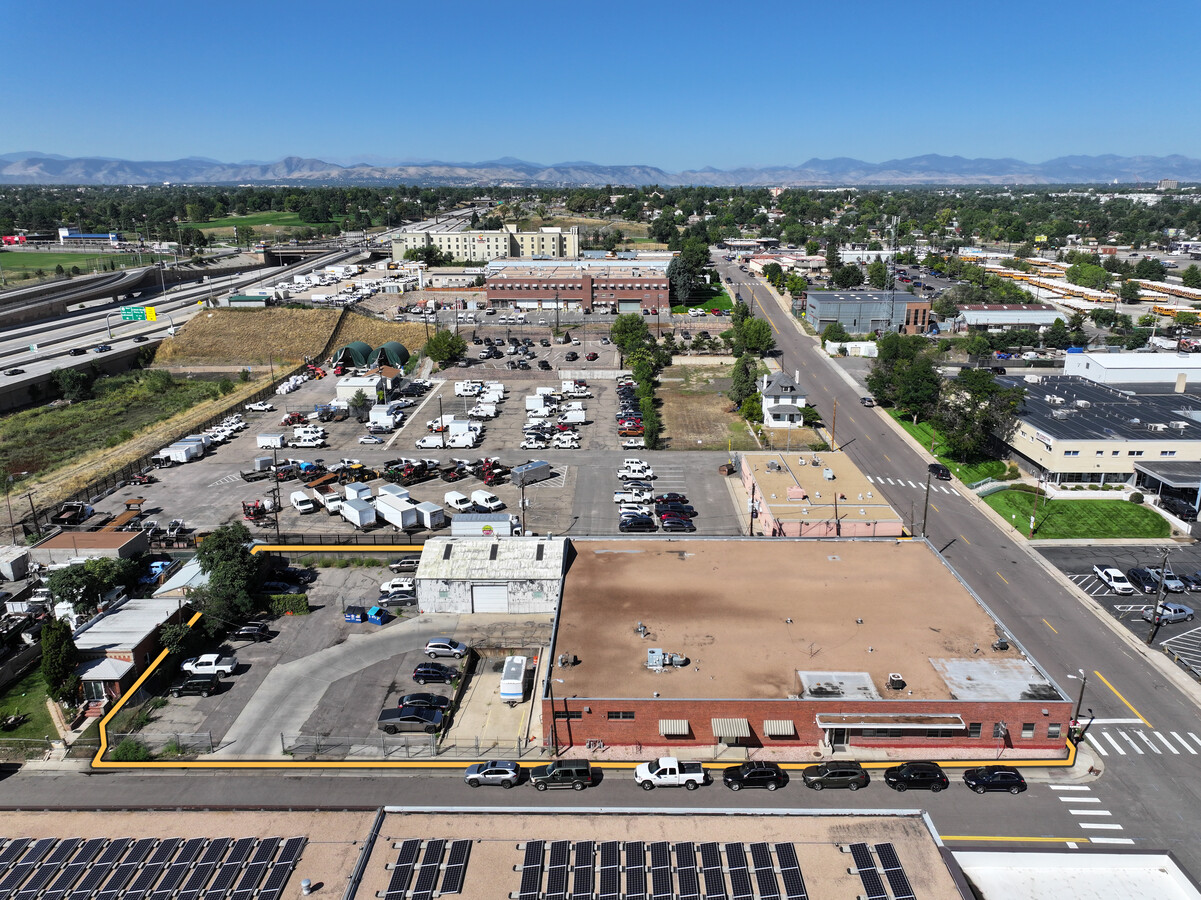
[40,618,79,703]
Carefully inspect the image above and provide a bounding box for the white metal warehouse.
[415,537,566,614]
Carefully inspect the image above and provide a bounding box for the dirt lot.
[658,364,760,451]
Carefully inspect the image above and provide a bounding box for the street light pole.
[1072,668,1088,724]
[919,470,932,537]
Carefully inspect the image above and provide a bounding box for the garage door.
[472,583,509,613]
[618,300,642,313]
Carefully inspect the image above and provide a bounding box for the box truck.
[449,513,522,537]
[499,655,528,707]
[414,501,445,530]
[375,494,418,530]
[340,497,376,529]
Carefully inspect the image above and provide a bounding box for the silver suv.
[424,638,468,659]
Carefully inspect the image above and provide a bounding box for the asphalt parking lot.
[1038,544,1201,674]
[146,563,552,758]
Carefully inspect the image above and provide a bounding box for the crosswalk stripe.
[1080,823,1124,830]
[1089,838,1136,845]
[1059,797,1101,803]
[1137,732,1161,754]
[1103,732,1126,755]
[1090,718,1144,725]
[1172,732,1198,754]
[885,477,895,484]
[1070,810,1112,816]
[1050,785,1092,791]
[1155,732,1180,754]
[1120,732,1143,754]
[1189,732,1201,752]
[1084,734,1108,756]
[950,488,960,496]
[908,480,920,488]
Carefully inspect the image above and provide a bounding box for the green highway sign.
[119,306,157,321]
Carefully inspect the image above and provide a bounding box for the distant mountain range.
[1,152,1198,187]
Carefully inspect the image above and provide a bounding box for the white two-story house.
[760,371,808,428]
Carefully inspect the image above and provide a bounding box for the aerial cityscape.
[1,1,1201,899]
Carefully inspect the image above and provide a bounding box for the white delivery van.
[499,655,528,707]
[290,491,316,514]
[444,491,474,512]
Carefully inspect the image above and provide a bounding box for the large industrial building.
[392,226,579,262]
[803,291,932,336]
[485,265,670,313]
[539,539,1070,758]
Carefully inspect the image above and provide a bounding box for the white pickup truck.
[180,653,238,677]
[633,757,709,791]
[1092,564,1134,595]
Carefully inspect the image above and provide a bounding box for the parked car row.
[459,758,1026,795]
[1095,561,1200,622]
[614,377,645,446]
[614,459,698,533]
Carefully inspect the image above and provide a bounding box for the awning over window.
[815,713,966,730]
[711,718,751,739]
[659,719,690,737]
[763,720,796,737]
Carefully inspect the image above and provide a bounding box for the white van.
[290,491,316,514]
[499,655,528,707]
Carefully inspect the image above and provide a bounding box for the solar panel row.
[409,839,444,900]
[773,844,808,900]
[874,842,915,900]
[848,843,887,900]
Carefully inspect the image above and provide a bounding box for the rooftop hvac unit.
[1148,423,1168,432]
[1075,400,1091,408]
[1170,421,1189,430]
[1052,410,1069,419]
[1049,395,1066,405]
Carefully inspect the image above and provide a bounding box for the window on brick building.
[553,710,582,720]
[1021,723,1035,739]
[1047,723,1061,738]
[607,711,635,721]
[925,728,955,738]
[968,722,982,738]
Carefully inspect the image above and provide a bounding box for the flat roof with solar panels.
[361,810,963,900]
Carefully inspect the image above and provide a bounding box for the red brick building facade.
[485,269,669,313]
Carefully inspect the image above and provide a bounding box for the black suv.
[1162,496,1198,522]
[928,463,951,481]
[170,674,221,698]
[801,762,869,791]
[962,765,1026,794]
[530,760,593,791]
[1126,567,1158,594]
[722,761,785,791]
[412,662,457,685]
[883,761,948,792]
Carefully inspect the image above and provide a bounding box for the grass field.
[185,211,340,235]
[0,669,57,743]
[672,285,734,314]
[984,490,1171,539]
[659,364,760,450]
[888,411,1008,483]
[0,250,172,282]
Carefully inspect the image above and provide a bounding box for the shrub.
[111,738,152,762]
[1130,492,1144,504]
[1007,483,1046,495]
[269,593,310,616]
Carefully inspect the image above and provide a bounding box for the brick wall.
[543,695,1072,754]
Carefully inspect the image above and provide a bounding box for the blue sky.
[3,0,1199,171]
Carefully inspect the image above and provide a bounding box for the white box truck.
[378,483,411,503]
[449,513,522,536]
[471,490,504,512]
[499,655,528,707]
[414,501,445,530]
[340,497,376,529]
[375,494,418,530]
[290,491,316,514]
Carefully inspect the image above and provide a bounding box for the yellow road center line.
[996,571,1009,584]
[1094,670,1151,728]
[1043,619,1059,634]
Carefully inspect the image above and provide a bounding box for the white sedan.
[358,434,384,444]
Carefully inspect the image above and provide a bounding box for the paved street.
[717,256,1201,869]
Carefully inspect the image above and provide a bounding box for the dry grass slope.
[155,309,343,365]
[154,309,431,367]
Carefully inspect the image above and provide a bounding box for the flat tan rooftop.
[554,540,1016,701]
[363,811,962,900]
[745,451,900,524]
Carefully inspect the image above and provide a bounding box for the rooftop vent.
[1148,423,1168,432]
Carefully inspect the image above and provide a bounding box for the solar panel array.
[847,844,887,900]
[873,843,915,900]
[504,840,815,900]
[380,838,474,900]
[0,836,303,900]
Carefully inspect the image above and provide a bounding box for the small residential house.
[73,596,187,708]
[760,371,807,429]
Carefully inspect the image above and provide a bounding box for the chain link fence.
[108,731,213,756]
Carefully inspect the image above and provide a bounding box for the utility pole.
[920,470,933,538]
[1145,546,1172,645]
[520,481,527,535]
[748,483,756,537]
[830,399,838,451]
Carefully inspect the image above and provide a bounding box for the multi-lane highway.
[720,255,1201,868]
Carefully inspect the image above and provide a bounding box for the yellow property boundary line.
[91,545,1080,772]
